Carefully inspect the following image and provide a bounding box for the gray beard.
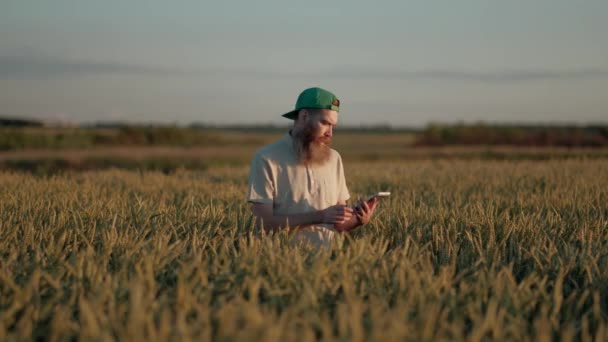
[292,127,331,166]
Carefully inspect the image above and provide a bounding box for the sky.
[1,0,607,127]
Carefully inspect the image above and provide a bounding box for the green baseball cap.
[282,87,340,120]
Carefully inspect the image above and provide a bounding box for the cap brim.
[281,110,298,120]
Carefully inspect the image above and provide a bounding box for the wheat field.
[1,159,607,340]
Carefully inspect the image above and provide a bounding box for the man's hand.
[354,197,377,225]
[322,205,353,225]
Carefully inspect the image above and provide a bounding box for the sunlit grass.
[0,160,607,340]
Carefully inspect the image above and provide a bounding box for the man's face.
[303,109,338,142]
[292,109,338,165]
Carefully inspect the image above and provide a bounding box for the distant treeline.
[0,117,44,127]
[0,123,417,151]
[90,122,415,133]
[415,123,608,147]
[0,126,238,151]
[3,121,608,151]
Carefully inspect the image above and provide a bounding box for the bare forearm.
[251,202,355,233]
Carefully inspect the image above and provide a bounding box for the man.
[246,87,378,248]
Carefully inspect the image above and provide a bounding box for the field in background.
[0,130,419,173]
[1,160,607,340]
[2,126,608,174]
[2,123,607,152]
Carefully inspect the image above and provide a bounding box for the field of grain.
[1,157,607,340]
[2,129,608,175]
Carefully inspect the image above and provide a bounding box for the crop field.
[1,127,607,340]
[1,153,607,340]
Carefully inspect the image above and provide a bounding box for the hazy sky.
[1,0,607,127]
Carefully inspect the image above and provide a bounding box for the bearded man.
[246,87,378,248]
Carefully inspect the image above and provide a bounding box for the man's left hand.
[355,197,377,225]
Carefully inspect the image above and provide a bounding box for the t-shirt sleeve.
[336,154,350,203]
[246,153,275,204]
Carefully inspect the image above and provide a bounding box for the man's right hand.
[322,205,353,225]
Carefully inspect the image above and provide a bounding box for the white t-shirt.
[246,133,350,247]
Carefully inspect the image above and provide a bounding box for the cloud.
[196,66,608,83]
[0,55,184,79]
[2,54,607,83]
[321,67,608,83]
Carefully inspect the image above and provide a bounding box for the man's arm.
[251,203,353,233]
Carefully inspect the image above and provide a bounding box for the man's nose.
[325,127,333,137]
